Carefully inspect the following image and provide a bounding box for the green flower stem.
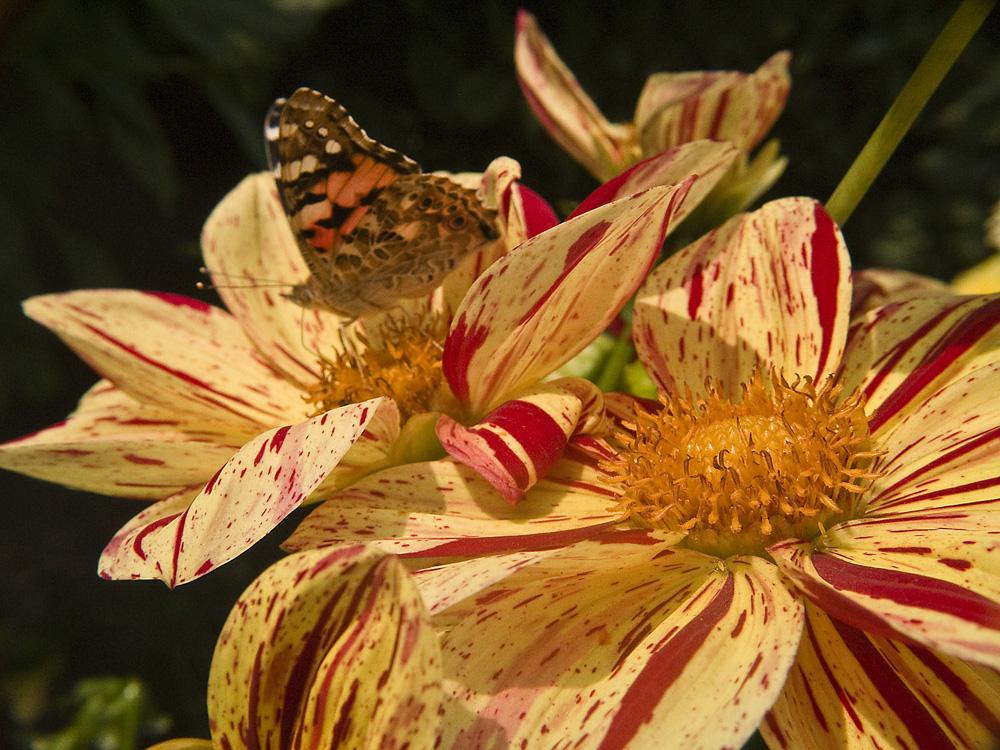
[825,0,996,227]
[595,324,636,392]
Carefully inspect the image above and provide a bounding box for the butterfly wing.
[266,88,499,318]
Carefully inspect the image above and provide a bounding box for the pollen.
[602,368,882,557]
[305,311,453,422]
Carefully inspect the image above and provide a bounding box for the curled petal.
[23,289,306,438]
[769,538,1000,670]
[0,381,239,498]
[514,10,637,180]
[634,197,850,399]
[436,377,605,504]
[764,604,1000,749]
[201,172,338,385]
[446,181,695,416]
[635,51,791,156]
[209,545,442,750]
[569,140,739,220]
[99,398,400,586]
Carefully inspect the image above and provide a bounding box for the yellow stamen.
[602,368,883,557]
[305,312,453,422]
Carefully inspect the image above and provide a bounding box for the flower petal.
[769,537,1000,669]
[283,455,620,560]
[446,181,695,416]
[850,267,951,317]
[568,140,739,220]
[763,603,1000,749]
[208,545,441,750]
[635,51,791,155]
[634,197,850,398]
[865,358,1000,513]
[514,10,637,181]
[201,172,339,385]
[436,537,802,750]
[0,381,239,498]
[437,377,605,504]
[840,293,1000,433]
[99,398,399,586]
[23,290,306,439]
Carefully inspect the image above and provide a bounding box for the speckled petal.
[840,293,1000,435]
[436,538,803,750]
[201,172,340,385]
[23,289,307,440]
[635,51,791,155]
[514,10,637,181]
[98,398,399,586]
[634,197,850,399]
[283,454,620,560]
[865,358,1000,513]
[209,545,442,750]
[769,536,1000,669]
[0,380,240,498]
[445,181,694,416]
[437,377,605,504]
[763,602,1000,749]
[850,267,951,317]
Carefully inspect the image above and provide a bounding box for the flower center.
[305,311,454,422]
[602,369,882,557]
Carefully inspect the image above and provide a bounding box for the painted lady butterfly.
[265,88,500,319]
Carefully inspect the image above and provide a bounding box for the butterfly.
[265,87,501,319]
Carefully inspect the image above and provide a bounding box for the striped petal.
[99,398,399,586]
[634,197,850,399]
[635,51,791,156]
[763,602,1000,749]
[840,293,1000,434]
[514,10,637,181]
[769,537,1000,669]
[145,741,214,750]
[445,181,695,416]
[209,545,441,750]
[865,358,1000,513]
[436,377,605,504]
[23,290,307,440]
[568,140,739,220]
[200,172,338,385]
[0,380,239,498]
[850,267,951,317]
[436,536,803,750]
[283,455,620,561]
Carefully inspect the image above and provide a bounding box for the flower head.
[0,142,735,586]
[283,196,1000,748]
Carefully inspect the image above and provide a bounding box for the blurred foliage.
[0,0,997,745]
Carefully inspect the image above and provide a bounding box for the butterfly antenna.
[196,267,292,291]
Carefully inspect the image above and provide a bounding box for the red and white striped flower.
[0,142,734,587]
[515,9,790,184]
[283,196,1000,748]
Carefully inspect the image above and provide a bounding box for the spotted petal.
[436,377,605,504]
[22,289,307,440]
[435,537,803,750]
[769,537,1000,670]
[850,267,951,317]
[445,180,695,417]
[635,51,791,156]
[0,380,239,498]
[99,398,399,586]
[514,10,637,181]
[763,603,1000,749]
[209,545,441,750]
[634,197,850,399]
[283,454,620,560]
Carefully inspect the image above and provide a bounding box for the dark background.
[1,0,997,745]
